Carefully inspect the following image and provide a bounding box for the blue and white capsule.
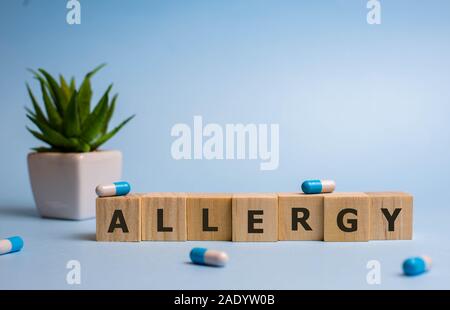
[301,179,336,194]
[403,256,432,276]
[0,236,24,256]
[95,181,131,197]
[190,248,229,267]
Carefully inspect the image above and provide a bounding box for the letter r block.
[232,194,278,242]
[141,193,187,241]
[324,193,370,242]
[366,192,413,240]
[186,194,232,241]
[278,193,324,240]
[96,194,141,242]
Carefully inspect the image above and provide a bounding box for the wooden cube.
[232,193,278,242]
[324,193,370,242]
[278,193,324,240]
[141,193,187,241]
[186,193,232,241]
[96,194,141,242]
[366,192,413,240]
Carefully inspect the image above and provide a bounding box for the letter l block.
[141,193,187,241]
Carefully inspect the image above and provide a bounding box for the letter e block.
[96,194,141,242]
[366,192,413,240]
[141,193,187,241]
[324,193,370,242]
[232,194,278,242]
[187,194,232,241]
[278,193,324,240]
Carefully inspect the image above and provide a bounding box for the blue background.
[1,0,450,289]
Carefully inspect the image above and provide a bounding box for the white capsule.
[190,248,229,267]
[95,181,131,197]
[0,236,24,255]
[301,179,336,194]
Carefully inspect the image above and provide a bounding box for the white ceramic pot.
[27,150,122,220]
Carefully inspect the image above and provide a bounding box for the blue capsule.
[301,180,336,194]
[96,181,131,197]
[403,256,432,276]
[190,248,229,267]
[0,236,24,255]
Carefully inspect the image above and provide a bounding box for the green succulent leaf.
[69,77,76,93]
[77,77,93,125]
[80,84,112,143]
[37,78,63,130]
[77,64,107,124]
[63,91,81,137]
[26,83,47,125]
[27,115,78,149]
[59,75,72,103]
[27,127,54,146]
[38,69,67,116]
[103,94,117,134]
[92,115,135,150]
[86,63,107,78]
[26,65,134,153]
[31,147,60,152]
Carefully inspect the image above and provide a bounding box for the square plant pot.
[27,150,122,220]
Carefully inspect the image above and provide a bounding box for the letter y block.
[366,192,413,240]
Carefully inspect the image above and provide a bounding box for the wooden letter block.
[232,193,278,242]
[96,194,141,242]
[324,193,370,242]
[187,193,232,241]
[366,192,413,240]
[278,193,324,240]
[141,193,187,241]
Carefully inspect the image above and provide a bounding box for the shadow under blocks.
[95,192,413,242]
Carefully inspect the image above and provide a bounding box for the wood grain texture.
[96,194,141,242]
[232,193,278,242]
[324,193,370,242]
[186,193,232,241]
[141,193,187,241]
[278,193,324,240]
[366,192,413,240]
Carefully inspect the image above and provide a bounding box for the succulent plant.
[26,64,134,152]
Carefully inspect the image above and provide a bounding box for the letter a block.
[232,194,278,242]
[324,193,370,242]
[366,192,413,240]
[141,193,187,241]
[278,193,324,240]
[96,195,141,242]
[187,194,232,241]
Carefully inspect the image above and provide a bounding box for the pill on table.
[95,181,131,197]
[403,256,432,276]
[0,236,24,256]
[190,248,229,267]
[301,179,336,194]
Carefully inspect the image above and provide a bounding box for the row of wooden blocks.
[96,192,413,242]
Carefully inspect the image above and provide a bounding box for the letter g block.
[324,193,370,242]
